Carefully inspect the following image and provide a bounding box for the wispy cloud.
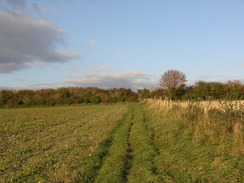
[88,40,97,45]
[34,71,155,90]
[15,78,27,81]
[92,65,110,72]
[0,0,26,11]
[197,75,225,79]
[63,71,155,90]
[65,66,81,73]
[236,60,244,67]
[0,0,41,14]
[119,49,131,54]
[196,74,244,83]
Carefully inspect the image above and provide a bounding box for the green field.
[1,103,243,182]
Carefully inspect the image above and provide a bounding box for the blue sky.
[0,0,244,90]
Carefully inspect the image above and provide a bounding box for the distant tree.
[226,80,243,100]
[159,70,187,89]
[159,70,187,100]
[0,90,14,106]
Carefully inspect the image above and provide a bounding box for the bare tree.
[159,70,187,89]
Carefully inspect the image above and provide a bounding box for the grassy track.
[1,103,243,182]
[92,104,160,183]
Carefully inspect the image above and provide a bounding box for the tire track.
[143,112,160,176]
[122,109,134,182]
[126,104,163,182]
[80,110,129,182]
[87,105,136,183]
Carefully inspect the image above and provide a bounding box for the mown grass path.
[84,104,163,183]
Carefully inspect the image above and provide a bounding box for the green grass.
[0,104,128,182]
[126,104,160,183]
[1,103,243,182]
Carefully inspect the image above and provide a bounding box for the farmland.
[0,103,243,182]
[0,104,127,182]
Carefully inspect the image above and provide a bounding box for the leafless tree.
[159,70,187,90]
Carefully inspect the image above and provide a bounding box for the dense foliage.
[0,87,138,108]
[138,80,244,100]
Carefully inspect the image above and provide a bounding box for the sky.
[0,0,244,91]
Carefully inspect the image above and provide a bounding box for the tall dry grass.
[145,99,244,154]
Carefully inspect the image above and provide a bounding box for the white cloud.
[0,10,80,73]
[63,71,155,90]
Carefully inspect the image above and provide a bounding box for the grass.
[1,102,243,182]
[95,104,160,183]
[0,104,128,182]
[146,102,243,182]
[127,104,160,182]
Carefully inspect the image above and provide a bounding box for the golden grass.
[145,99,244,154]
[146,99,244,111]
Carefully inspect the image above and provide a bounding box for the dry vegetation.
[146,99,244,153]
[146,98,244,111]
[145,103,244,182]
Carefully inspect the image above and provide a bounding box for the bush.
[90,96,101,104]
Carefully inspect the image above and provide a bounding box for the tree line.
[138,70,243,101]
[0,70,243,108]
[138,80,244,101]
[0,87,138,108]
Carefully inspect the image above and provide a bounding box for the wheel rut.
[122,109,134,183]
[143,112,160,176]
[82,104,162,182]
[80,109,128,182]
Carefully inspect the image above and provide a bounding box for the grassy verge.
[146,102,243,182]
